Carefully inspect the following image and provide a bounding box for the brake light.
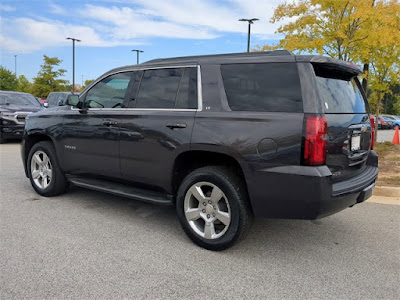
[303,115,328,166]
[369,115,375,149]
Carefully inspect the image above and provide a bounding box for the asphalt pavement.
[1,143,399,300]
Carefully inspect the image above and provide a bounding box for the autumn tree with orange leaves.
[260,0,400,136]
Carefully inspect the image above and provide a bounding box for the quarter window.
[221,63,303,112]
[85,72,133,108]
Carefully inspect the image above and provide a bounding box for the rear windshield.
[221,63,303,113]
[315,76,367,113]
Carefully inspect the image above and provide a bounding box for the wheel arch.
[23,132,57,177]
[171,149,253,213]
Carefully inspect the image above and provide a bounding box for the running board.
[66,175,173,206]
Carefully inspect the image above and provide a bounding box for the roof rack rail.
[142,50,293,64]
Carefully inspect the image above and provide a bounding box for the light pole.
[131,49,143,64]
[14,55,17,77]
[239,18,259,52]
[66,37,81,93]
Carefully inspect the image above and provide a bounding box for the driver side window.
[85,72,133,108]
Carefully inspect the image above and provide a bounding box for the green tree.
[31,55,69,98]
[262,0,400,139]
[82,79,94,90]
[0,66,18,91]
[17,75,32,93]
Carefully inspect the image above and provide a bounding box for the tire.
[0,133,5,144]
[176,166,252,251]
[27,141,68,196]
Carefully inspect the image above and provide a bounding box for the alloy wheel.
[184,181,231,239]
[30,150,53,190]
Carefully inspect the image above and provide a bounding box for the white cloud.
[48,3,67,15]
[0,4,16,12]
[0,17,142,53]
[0,0,285,53]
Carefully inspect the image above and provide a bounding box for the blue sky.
[0,0,287,84]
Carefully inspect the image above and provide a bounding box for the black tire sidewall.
[176,168,245,250]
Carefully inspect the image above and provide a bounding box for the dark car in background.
[46,92,79,108]
[0,91,43,143]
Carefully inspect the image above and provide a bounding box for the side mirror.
[66,94,80,107]
[43,102,49,108]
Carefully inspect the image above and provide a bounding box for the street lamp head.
[239,18,259,24]
[131,49,144,53]
[66,37,81,42]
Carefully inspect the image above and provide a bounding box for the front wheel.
[176,166,252,251]
[27,141,68,196]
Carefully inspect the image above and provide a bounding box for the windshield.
[0,93,41,106]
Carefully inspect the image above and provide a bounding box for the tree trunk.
[362,63,369,94]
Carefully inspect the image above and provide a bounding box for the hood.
[0,104,42,113]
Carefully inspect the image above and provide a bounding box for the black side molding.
[66,175,173,206]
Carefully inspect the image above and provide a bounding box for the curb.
[373,186,400,197]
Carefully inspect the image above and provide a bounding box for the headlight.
[0,112,16,119]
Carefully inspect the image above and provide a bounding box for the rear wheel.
[176,166,252,251]
[27,141,68,196]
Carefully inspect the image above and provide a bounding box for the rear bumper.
[246,151,378,219]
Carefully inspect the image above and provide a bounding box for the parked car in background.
[35,97,47,105]
[21,51,378,250]
[46,92,80,108]
[382,115,400,129]
[0,91,43,143]
[373,116,388,129]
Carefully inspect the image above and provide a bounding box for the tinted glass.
[0,93,41,106]
[85,72,132,108]
[316,77,367,113]
[127,71,143,108]
[47,94,57,106]
[221,63,302,112]
[57,93,68,104]
[136,68,183,109]
[176,68,197,109]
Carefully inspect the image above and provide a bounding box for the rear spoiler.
[296,55,362,77]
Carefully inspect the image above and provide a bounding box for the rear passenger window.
[136,68,183,109]
[221,63,303,112]
[176,68,197,109]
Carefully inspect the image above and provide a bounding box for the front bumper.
[246,151,378,220]
[0,124,25,139]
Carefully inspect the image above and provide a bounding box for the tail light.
[369,115,375,149]
[303,115,328,166]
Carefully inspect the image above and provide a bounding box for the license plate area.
[351,135,361,151]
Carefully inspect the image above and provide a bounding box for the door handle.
[102,120,119,126]
[166,123,187,129]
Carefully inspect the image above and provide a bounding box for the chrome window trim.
[197,65,203,112]
[71,107,197,112]
[74,64,203,112]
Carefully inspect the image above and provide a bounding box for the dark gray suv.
[21,51,378,250]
